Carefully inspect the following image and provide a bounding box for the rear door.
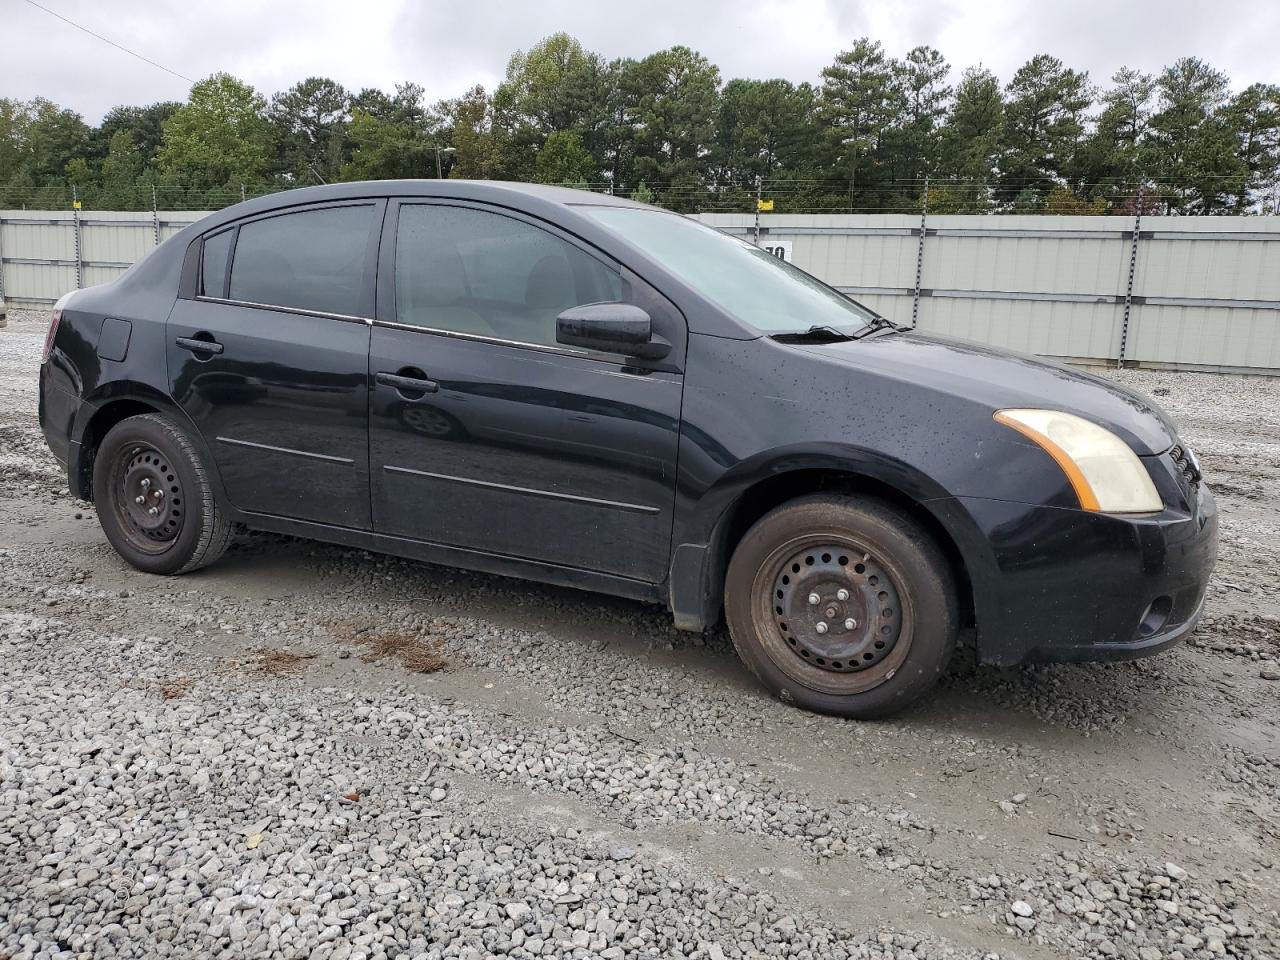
[368,200,685,582]
[167,200,383,528]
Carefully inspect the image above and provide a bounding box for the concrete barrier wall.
[0,209,208,305]
[3,208,1277,373]
[699,213,1280,373]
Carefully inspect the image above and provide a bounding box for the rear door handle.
[175,336,224,355]
[376,371,439,394]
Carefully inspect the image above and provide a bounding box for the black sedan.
[38,180,1217,717]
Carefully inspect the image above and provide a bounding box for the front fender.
[668,444,959,632]
[682,442,953,547]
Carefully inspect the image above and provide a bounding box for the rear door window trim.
[187,198,385,320]
[192,295,374,325]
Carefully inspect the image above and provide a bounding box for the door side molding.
[215,436,355,464]
[383,464,661,514]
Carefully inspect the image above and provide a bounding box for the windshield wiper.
[770,325,858,343]
[771,318,899,344]
[848,316,899,340]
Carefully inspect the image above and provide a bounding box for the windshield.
[580,206,879,334]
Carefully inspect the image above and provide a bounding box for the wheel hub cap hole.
[771,544,903,674]
[118,445,185,546]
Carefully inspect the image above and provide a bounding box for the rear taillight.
[42,292,72,363]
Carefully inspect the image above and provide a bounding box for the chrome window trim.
[371,318,596,358]
[194,295,373,325]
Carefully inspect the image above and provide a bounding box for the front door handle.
[376,371,439,395]
[175,336,224,355]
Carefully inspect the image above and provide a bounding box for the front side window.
[200,228,233,297]
[395,204,622,346]
[228,204,375,316]
[581,206,878,334]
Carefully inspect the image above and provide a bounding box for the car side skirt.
[232,511,666,607]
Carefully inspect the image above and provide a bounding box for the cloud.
[5,0,1279,123]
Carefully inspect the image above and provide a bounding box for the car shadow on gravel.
[213,531,1198,740]
[925,639,1193,736]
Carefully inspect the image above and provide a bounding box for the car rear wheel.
[92,413,233,575]
[724,494,956,719]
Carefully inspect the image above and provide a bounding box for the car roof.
[208,179,650,224]
[160,179,758,342]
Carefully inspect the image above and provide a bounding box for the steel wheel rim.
[752,533,913,696]
[110,442,184,554]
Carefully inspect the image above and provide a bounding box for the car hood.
[793,330,1179,455]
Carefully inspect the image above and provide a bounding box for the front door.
[368,201,684,582]
[167,200,383,528]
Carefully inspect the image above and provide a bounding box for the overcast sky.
[6,0,1280,123]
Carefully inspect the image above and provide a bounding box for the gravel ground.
[1,307,1277,960]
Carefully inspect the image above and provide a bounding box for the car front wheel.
[724,494,957,719]
[92,413,233,575]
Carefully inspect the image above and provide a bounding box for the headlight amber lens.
[995,409,1163,514]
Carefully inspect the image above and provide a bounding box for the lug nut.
[836,588,849,601]
[844,618,857,630]
[140,478,150,490]
[135,495,145,504]
[148,507,159,516]
[154,489,164,500]
[815,621,828,634]
[807,592,820,605]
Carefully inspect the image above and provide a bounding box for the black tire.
[724,494,956,719]
[92,413,233,575]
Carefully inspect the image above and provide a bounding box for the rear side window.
[200,228,233,297]
[228,204,375,316]
[395,204,622,346]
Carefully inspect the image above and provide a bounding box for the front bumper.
[933,480,1218,667]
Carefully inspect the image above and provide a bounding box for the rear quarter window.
[227,204,375,316]
[200,229,233,297]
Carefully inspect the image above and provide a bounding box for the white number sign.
[760,240,793,262]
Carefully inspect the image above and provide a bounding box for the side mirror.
[556,302,671,360]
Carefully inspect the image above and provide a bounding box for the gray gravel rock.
[1,310,1278,959]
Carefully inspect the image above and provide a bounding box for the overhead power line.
[22,0,194,84]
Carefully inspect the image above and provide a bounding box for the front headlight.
[994,409,1163,514]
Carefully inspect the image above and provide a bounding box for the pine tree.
[1149,58,1243,211]
[819,38,899,208]
[999,55,1092,206]
[887,46,952,183]
[935,67,1004,211]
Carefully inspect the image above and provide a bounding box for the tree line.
[2,33,1278,215]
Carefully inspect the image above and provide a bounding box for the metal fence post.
[910,177,929,329]
[0,213,7,304]
[753,177,762,246]
[1117,193,1143,367]
[71,186,83,290]
[151,185,161,246]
